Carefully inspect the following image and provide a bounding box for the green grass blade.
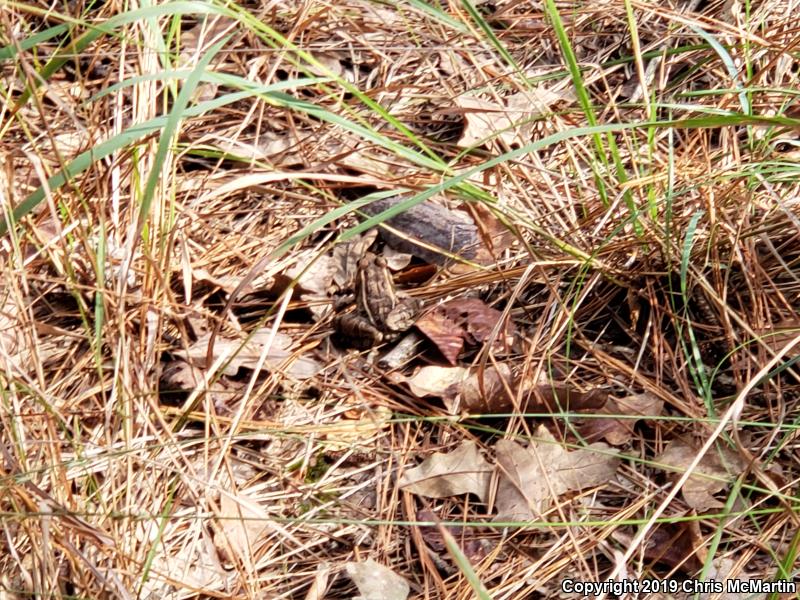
[689,24,750,114]
[0,24,70,60]
[439,522,493,600]
[1,77,326,235]
[137,35,230,232]
[7,1,227,107]
[460,0,523,78]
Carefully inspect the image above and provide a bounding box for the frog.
[333,252,420,348]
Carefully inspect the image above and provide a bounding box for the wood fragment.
[359,196,479,265]
[377,331,427,370]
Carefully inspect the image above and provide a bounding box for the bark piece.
[360,196,479,265]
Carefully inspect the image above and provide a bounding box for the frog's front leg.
[384,294,421,337]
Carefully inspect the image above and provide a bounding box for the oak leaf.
[456,88,573,148]
[214,492,271,565]
[403,365,470,398]
[399,441,492,502]
[494,425,620,521]
[655,439,747,511]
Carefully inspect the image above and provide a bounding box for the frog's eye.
[374,256,388,268]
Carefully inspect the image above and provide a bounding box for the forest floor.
[1,0,800,598]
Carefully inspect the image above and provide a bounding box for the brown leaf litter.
[399,441,493,502]
[173,329,321,380]
[344,558,410,600]
[414,297,516,364]
[493,426,620,521]
[655,438,748,511]
[415,509,493,573]
[400,427,621,523]
[455,87,575,148]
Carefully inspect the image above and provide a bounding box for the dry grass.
[1,0,800,598]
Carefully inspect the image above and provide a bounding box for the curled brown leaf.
[415,298,515,364]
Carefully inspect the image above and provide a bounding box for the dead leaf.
[339,147,395,177]
[345,558,409,600]
[174,330,321,380]
[644,522,703,573]
[706,557,768,600]
[214,492,271,565]
[307,52,348,79]
[415,298,515,364]
[444,298,514,344]
[403,365,470,398]
[456,95,524,148]
[140,525,230,597]
[321,405,392,448]
[193,268,274,295]
[159,358,243,412]
[382,245,413,271]
[752,319,800,357]
[577,392,664,445]
[655,439,747,511]
[179,16,234,102]
[414,316,465,365]
[462,373,607,415]
[524,382,609,413]
[51,131,91,158]
[304,562,332,600]
[494,425,620,521]
[211,129,305,165]
[399,441,493,502]
[0,289,25,369]
[160,359,204,392]
[283,252,338,297]
[446,363,515,414]
[457,202,516,267]
[612,522,703,573]
[404,363,608,418]
[279,252,340,320]
[456,88,573,148]
[180,16,235,60]
[729,319,800,372]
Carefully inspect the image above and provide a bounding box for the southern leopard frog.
[333,252,419,348]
